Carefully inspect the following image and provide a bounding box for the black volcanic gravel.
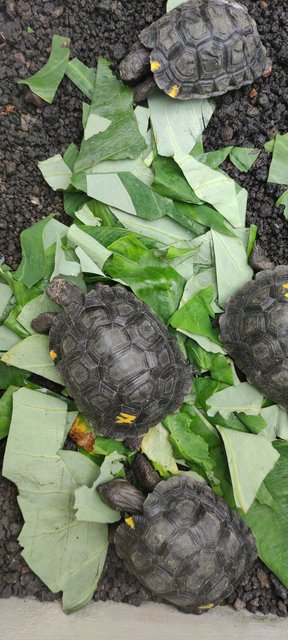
[1,0,288,618]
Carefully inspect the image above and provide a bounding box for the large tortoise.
[119,0,271,102]
[98,459,257,613]
[220,266,288,409]
[32,278,192,440]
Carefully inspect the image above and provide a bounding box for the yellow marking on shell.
[115,412,137,425]
[285,293,288,298]
[125,517,135,529]
[151,60,161,72]
[283,283,288,288]
[197,603,215,610]
[49,350,58,360]
[168,84,180,98]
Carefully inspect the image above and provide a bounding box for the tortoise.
[31,278,192,440]
[98,454,257,613]
[220,266,288,409]
[119,0,271,103]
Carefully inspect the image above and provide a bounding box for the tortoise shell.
[220,266,288,409]
[139,0,268,99]
[49,284,192,440]
[114,476,257,611]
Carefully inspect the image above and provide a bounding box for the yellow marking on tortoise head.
[115,412,136,425]
[151,60,161,72]
[197,603,215,611]
[125,517,135,529]
[168,84,180,98]
[49,350,58,360]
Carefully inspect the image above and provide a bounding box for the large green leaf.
[67,224,112,270]
[217,425,280,512]
[110,209,196,246]
[1,335,64,385]
[165,413,214,474]
[19,35,70,103]
[17,294,60,334]
[152,155,202,204]
[2,388,108,614]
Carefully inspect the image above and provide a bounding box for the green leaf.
[64,190,90,218]
[152,155,202,204]
[18,35,70,103]
[212,230,253,307]
[141,423,179,476]
[165,413,213,472]
[170,286,220,344]
[267,133,288,184]
[173,201,235,236]
[82,172,174,219]
[148,92,214,156]
[167,0,185,9]
[63,143,79,170]
[0,325,22,350]
[0,385,18,439]
[240,441,288,587]
[2,388,108,614]
[197,147,232,169]
[1,335,64,385]
[105,253,185,323]
[174,152,242,228]
[264,139,275,153]
[74,452,124,524]
[186,340,235,385]
[0,361,30,390]
[207,382,263,419]
[67,224,112,270]
[65,58,96,99]
[110,209,196,246]
[38,154,72,191]
[260,405,288,440]
[229,147,260,173]
[247,224,258,257]
[14,214,55,288]
[217,425,280,512]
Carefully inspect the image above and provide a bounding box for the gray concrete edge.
[1,598,288,640]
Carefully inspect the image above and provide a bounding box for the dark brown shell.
[49,284,192,440]
[220,266,288,409]
[114,476,257,611]
[139,0,268,99]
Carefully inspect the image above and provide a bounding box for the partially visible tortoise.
[98,457,257,613]
[31,278,192,440]
[120,0,271,102]
[220,266,288,409]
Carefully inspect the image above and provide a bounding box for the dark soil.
[0,0,288,618]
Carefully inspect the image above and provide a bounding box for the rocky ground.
[0,0,288,617]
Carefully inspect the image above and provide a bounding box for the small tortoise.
[220,266,288,410]
[120,0,271,102]
[98,456,257,613]
[32,278,192,440]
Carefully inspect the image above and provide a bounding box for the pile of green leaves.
[1,12,288,613]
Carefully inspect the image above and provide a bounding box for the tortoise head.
[119,43,151,82]
[31,277,84,334]
[97,478,145,514]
